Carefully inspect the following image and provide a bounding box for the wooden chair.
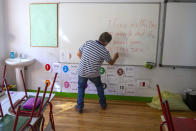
[161,100,196,131]
[19,70,57,131]
[2,65,57,131]
[156,85,196,131]
[4,77,47,116]
[0,65,7,92]
[0,103,3,117]
[156,85,163,109]
[0,87,41,131]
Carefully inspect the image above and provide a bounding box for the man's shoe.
[101,104,107,110]
[75,105,83,113]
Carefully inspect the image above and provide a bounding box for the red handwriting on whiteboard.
[112,40,127,45]
[108,18,127,29]
[108,17,157,30]
[130,41,141,45]
[115,32,127,37]
[108,46,128,53]
[130,48,144,53]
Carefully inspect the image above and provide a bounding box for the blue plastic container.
[10,52,15,58]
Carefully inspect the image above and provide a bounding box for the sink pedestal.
[15,67,25,91]
[5,58,35,91]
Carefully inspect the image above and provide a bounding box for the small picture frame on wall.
[30,3,58,47]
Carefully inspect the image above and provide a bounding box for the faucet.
[19,53,22,58]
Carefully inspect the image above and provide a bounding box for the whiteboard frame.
[58,2,161,66]
[160,2,196,68]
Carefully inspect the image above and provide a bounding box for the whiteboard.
[162,3,196,67]
[59,3,160,65]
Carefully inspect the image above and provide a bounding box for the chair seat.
[173,117,196,131]
[20,96,48,112]
[0,114,30,131]
[9,96,48,114]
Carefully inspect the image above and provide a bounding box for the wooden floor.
[43,97,196,131]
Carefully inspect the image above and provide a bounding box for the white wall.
[3,0,196,96]
[0,0,5,61]
[0,0,4,81]
[0,0,9,82]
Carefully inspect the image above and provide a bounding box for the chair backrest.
[4,70,57,116]
[0,103,3,117]
[20,70,28,98]
[19,72,57,116]
[3,68,27,114]
[20,71,58,114]
[47,73,58,103]
[36,73,57,116]
[1,65,6,91]
[157,85,174,131]
[162,100,175,131]
[20,70,58,105]
[0,88,41,131]
[36,82,49,115]
[156,85,163,105]
[3,67,57,117]
[4,79,16,114]
[13,87,41,131]
[157,85,168,117]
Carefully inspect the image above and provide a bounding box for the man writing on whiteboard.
[76,32,119,113]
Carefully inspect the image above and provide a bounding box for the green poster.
[30,4,58,47]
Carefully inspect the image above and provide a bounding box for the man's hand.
[108,52,119,65]
[77,51,82,59]
[113,52,119,60]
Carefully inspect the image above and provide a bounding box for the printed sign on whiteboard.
[52,63,61,73]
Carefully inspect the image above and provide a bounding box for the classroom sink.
[5,58,35,91]
[5,58,35,68]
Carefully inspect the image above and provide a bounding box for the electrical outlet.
[137,80,150,88]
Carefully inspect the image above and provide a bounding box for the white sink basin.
[5,58,35,67]
[5,58,35,91]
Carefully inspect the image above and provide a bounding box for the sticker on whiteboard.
[117,68,124,76]
[45,64,51,71]
[100,67,105,75]
[45,80,51,87]
[64,81,70,88]
[63,65,69,73]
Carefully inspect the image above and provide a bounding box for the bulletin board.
[30,3,58,47]
[59,3,160,65]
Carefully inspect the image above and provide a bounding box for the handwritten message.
[107,17,158,57]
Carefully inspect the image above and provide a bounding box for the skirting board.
[27,90,152,102]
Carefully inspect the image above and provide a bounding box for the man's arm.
[108,52,119,65]
[77,50,82,59]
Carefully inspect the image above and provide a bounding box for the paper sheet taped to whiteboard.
[59,3,160,65]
